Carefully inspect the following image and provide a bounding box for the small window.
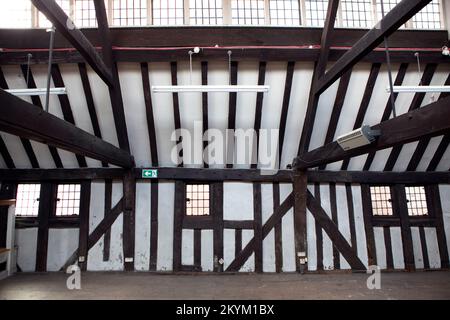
[189,0,224,25]
[405,186,428,216]
[152,0,184,25]
[370,186,393,216]
[15,184,41,217]
[412,0,442,29]
[38,0,71,28]
[55,184,81,217]
[231,0,266,25]
[0,0,33,28]
[269,0,301,26]
[341,0,372,28]
[112,0,148,26]
[304,0,328,27]
[74,0,98,28]
[186,184,210,216]
[375,0,406,28]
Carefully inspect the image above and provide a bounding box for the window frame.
[369,184,396,217]
[184,181,212,217]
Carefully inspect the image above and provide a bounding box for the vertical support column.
[292,171,308,273]
[392,184,415,271]
[213,182,224,272]
[36,182,53,272]
[361,184,377,266]
[123,171,136,271]
[253,182,263,273]
[173,181,185,272]
[0,183,16,248]
[77,181,91,271]
[149,181,159,271]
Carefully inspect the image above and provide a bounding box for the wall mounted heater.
[5,88,67,96]
[387,85,450,93]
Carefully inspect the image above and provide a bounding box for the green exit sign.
[142,169,158,179]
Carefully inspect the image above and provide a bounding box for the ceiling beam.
[293,95,450,170]
[315,0,433,96]
[30,0,114,87]
[0,89,134,168]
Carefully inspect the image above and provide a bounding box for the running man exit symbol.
[142,169,158,178]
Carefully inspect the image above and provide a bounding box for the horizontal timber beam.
[0,89,133,168]
[0,168,449,184]
[315,0,433,95]
[293,95,450,170]
[30,0,113,87]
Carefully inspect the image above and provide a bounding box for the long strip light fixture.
[387,85,450,93]
[5,87,67,96]
[152,48,270,93]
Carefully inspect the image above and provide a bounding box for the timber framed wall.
[4,175,449,273]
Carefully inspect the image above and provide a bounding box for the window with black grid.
[412,0,442,29]
[74,0,98,28]
[55,184,81,217]
[405,186,429,216]
[304,0,328,27]
[0,0,32,28]
[112,0,148,26]
[269,0,301,26]
[341,0,372,28]
[231,0,266,25]
[38,0,71,28]
[370,186,393,216]
[153,0,184,25]
[189,0,224,25]
[15,184,41,217]
[186,184,210,216]
[375,0,408,28]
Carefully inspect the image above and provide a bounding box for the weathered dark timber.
[0,89,134,168]
[273,182,283,272]
[329,183,340,269]
[78,63,107,167]
[35,183,53,272]
[1,168,449,184]
[363,63,409,170]
[294,96,450,170]
[314,183,323,270]
[383,226,394,269]
[427,185,449,268]
[253,182,263,273]
[384,63,437,171]
[51,64,87,167]
[194,229,201,269]
[392,185,415,271]
[123,171,136,271]
[341,63,381,170]
[78,181,90,271]
[293,172,308,273]
[213,182,224,272]
[307,190,366,270]
[278,61,295,166]
[361,184,377,266]
[30,0,113,86]
[226,61,238,169]
[173,181,184,271]
[140,68,159,165]
[251,61,267,169]
[235,229,242,258]
[149,181,158,271]
[171,62,183,167]
[223,220,254,230]
[226,193,294,272]
[102,179,112,262]
[315,0,433,95]
[345,184,357,250]
[201,61,209,168]
[418,226,430,269]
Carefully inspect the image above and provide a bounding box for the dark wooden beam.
[341,63,381,170]
[213,182,224,272]
[273,182,283,273]
[361,184,376,266]
[201,61,209,168]
[102,179,112,262]
[314,183,324,270]
[363,63,409,170]
[78,181,90,271]
[0,89,134,168]
[251,61,267,169]
[123,171,136,271]
[306,190,366,270]
[173,181,184,271]
[35,182,53,272]
[253,182,263,273]
[278,61,295,167]
[171,62,183,167]
[30,0,113,86]
[293,95,450,170]
[293,172,308,273]
[226,61,238,168]
[315,0,433,95]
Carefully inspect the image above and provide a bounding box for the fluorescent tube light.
[387,86,450,93]
[152,85,270,93]
[5,87,67,96]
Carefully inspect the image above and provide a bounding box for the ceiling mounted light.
[5,87,67,96]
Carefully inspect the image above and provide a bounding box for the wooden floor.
[1,271,450,300]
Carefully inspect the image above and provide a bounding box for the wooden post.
[292,171,308,273]
[36,182,53,272]
[77,181,91,271]
[123,171,136,271]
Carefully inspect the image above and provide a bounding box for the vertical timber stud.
[253,182,263,273]
[102,179,112,261]
[36,182,53,272]
[0,183,16,248]
[173,181,185,272]
[427,185,449,268]
[78,181,91,271]
[293,171,308,273]
[361,184,377,266]
[213,182,224,272]
[392,185,415,271]
[123,171,136,271]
